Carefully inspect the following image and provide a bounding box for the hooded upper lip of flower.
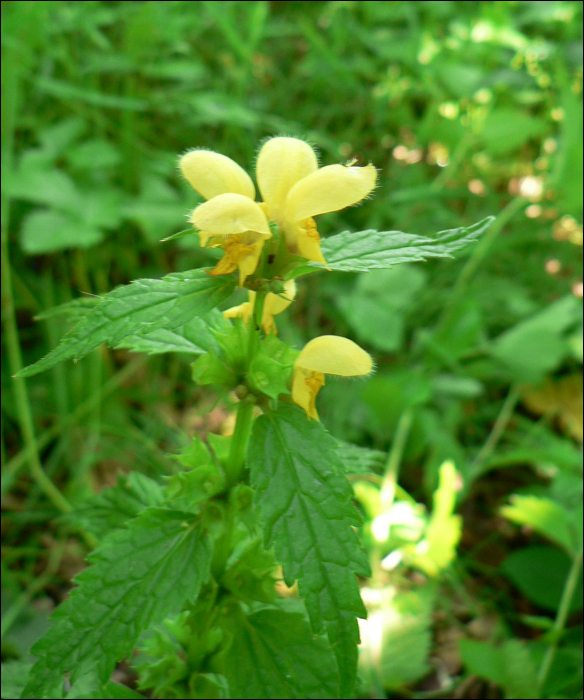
[180,137,377,270]
[292,335,373,420]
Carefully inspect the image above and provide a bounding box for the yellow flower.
[180,139,377,278]
[223,280,297,335]
[257,137,377,266]
[292,335,373,420]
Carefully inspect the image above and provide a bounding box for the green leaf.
[490,295,581,383]
[23,508,212,697]
[248,353,291,399]
[165,437,226,508]
[17,270,236,378]
[1,661,33,699]
[64,472,164,538]
[501,495,578,555]
[459,638,539,699]
[219,600,340,699]
[501,545,583,612]
[335,440,386,475]
[114,310,228,356]
[481,107,548,156]
[248,404,370,696]
[302,217,493,273]
[21,208,104,254]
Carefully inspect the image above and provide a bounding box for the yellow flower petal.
[257,137,318,219]
[191,193,271,237]
[223,300,254,324]
[295,335,372,376]
[294,218,329,267]
[261,280,296,333]
[224,281,296,334]
[284,163,377,223]
[292,368,325,421]
[180,149,255,200]
[207,233,265,286]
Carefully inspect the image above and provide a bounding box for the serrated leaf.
[165,437,226,508]
[114,310,229,356]
[35,296,101,321]
[220,600,339,699]
[501,495,577,555]
[300,217,493,273]
[17,270,236,378]
[335,439,386,474]
[23,508,212,697]
[248,404,370,696]
[64,472,164,538]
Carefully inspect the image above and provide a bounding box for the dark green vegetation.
[2,1,582,698]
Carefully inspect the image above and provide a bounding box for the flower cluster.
[180,136,376,418]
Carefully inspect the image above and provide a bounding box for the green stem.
[537,547,583,695]
[2,357,147,498]
[380,409,414,511]
[0,544,64,640]
[436,196,526,332]
[247,289,267,364]
[226,399,255,485]
[469,383,521,479]
[2,248,73,515]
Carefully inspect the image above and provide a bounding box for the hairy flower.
[292,335,373,420]
[180,138,377,279]
[223,280,297,335]
[257,137,377,265]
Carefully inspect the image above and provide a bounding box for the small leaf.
[23,508,212,696]
[21,209,104,254]
[219,600,340,699]
[17,270,236,378]
[501,495,577,554]
[165,437,226,508]
[298,217,493,274]
[335,440,386,475]
[64,472,164,538]
[248,404,370,696]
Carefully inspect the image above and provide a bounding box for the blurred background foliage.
[1,1,583,698]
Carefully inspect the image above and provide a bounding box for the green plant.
[13,137,490,699]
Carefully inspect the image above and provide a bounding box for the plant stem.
[537,547,583,695]
[436,195,526,332]
[2,357,147,498]
[226,399,255,484]
[247,289,267,364]
[380,408,414,511]
[469,383,521,479]
[0,544,64,640]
